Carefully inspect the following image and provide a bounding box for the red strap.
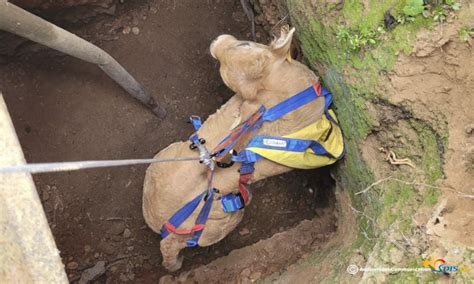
[213,109,264,162]
[164,223,205,235]
[313,82,322,97]
[238,173,253,205]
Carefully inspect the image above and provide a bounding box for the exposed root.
[355,176,474,200]
[379,147,416,168]
[355,176,393,196]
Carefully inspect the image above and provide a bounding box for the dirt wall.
[263,0,474,282]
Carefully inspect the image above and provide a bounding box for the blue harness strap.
[161,82,345,245]
[262,83,322,122]
[160,192,206,239]
[186,189,215,247]
[190,116,202,131]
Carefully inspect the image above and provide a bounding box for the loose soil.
[0,0,337,282]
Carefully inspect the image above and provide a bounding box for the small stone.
[132,27,140,35]
[94,253,100,258]
[108,221,125,235]
[122,26,131,34]
[119,274,129,282]
[240,268,251,277]
[239,228,250,236]
[110,266,118,273]
[42,191,50,201]
[150,7,158,14]
[43,201,53,213]
[84,245,91,253]
[123,228,131,238]
[250,271,262,281]
[99,242,115,255]
[119,0,124,3]
[67,261,79,270]
[79,261,106,284]
[465,124,474,135]
[127,246,134,252]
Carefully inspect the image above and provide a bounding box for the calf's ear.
[228,51,268,101]
[271,26,296,60]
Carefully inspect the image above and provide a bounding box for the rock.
[99,242,116,255]
[239,228,250,236]
[84,245,91,253]
[42,191,50,201]
[122,26,131,35]
[123,228,131,238]
[67,261,79,270]
[465,124,474,136]
[79,261,106,284]
[132,27,140,35]
[119,274,129,282]
[127,273,135,280]
[43,201,53,213]
[240,268,251,277]
[250,271,262,281]
[150,7,158,14]
[108,221,125,235]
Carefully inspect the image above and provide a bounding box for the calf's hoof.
[163,255,184,272]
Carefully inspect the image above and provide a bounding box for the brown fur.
[143,27,325,271]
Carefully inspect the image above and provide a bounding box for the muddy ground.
[0,0,336,282]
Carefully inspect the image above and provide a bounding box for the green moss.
[342,0,406,31]
[280,1,450,282]
[409,120,443,183]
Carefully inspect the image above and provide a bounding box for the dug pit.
[0,0,338,282]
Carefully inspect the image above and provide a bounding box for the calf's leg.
[160,235,187,272]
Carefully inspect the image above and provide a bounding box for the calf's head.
[210,26,296,101]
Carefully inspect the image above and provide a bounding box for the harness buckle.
[186,239,198,247]
[221,193,245,213]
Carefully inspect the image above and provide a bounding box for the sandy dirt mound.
[386,21,473,248]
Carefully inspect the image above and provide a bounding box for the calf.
[143,27,336,271]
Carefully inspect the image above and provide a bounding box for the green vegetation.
[445,0,462,10]
[402,0,425,17]
[459,26,473,42]
[336,25,385,52]
[279,0,467,281]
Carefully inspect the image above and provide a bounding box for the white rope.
[0,156,201,174]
